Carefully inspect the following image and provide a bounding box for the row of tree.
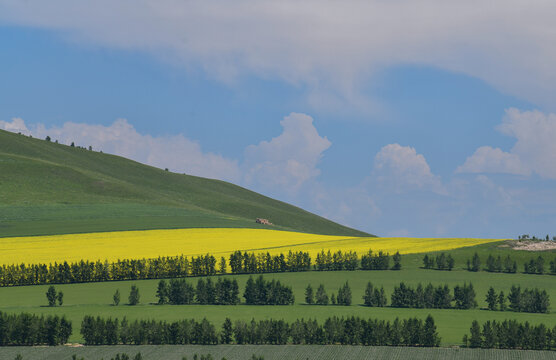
[156,278,240,305]
[81,315,440,347]
[422,253,454,271]
[464,319,556,350]
[390,282,477,309]
[485,286,550,313]
[466,253,556,275]
[228,251,310,274]
[0,311,72,346]
[244,276,294,305]
[0,249,402,288]
[304,282,353,306]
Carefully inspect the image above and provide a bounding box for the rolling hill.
[0,129,370,237]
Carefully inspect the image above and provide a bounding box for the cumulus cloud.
[1,1,556,110]
[456,146,530,175]
[457,108,556,179]
[1,113,331,191]
[0,117,241,182]
[372,143,445,193]
[243,113,331,192]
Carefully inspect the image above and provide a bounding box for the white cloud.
[372,143,444,193]
[0,117,241,182]
[457,108,556,179]
[456,146,530,175]
[0,118,29,133]
[1,113,330,191]
[243,113,331,192]
[500,108,556,179]
[1,1,556,110]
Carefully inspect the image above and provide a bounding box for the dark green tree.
[469,320,482,348]
[315,284,329,305]
[128,285,140,305]
[498,291,506,311]
[57,291,64,306]
[423,315,440,347]
[305,284,314,304]
[392,251,402,270]
[486,287,497,310]
[113,289,121,306]
[156,280,168,305]
[221,318,233,344]
[46,286,57,307]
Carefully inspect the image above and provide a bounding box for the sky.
[1,1,555,238]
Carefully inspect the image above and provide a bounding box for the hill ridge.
[0,129,371,238]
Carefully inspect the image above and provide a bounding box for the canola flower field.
[0,228,503,265]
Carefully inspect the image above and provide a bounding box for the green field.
[0,129,368,238]
[1,243,555,346]
[1,345,555,360]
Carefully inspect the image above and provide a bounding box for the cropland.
[0,227,500,264]
[0,242,554,347]
[2,345,555,360]
[1,130,555,359]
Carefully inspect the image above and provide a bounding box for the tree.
[363,282,374,306]
[156,280,168,305]
[423,255,431,269]
[447,255,455,271]
[221,318,233,344]
[336,282,351,306]
[129,285,140,305]
[46,286,57,307]
[70,142,75,147]
[486,287,497,311]
[471,253,480,272]
[469,320,482,348]
[45,136,51,142]
[57,291,64,306]
[113,289,121,306]
[315,284,329,305]
[219,256,227,274]
[498,291,506,311]
[423,315,439,347]
[305,284,314,304]
[392,251,402,270]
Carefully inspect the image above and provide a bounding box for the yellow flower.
[0,228,502,265]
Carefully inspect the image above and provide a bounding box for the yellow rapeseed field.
[0,228,503,265]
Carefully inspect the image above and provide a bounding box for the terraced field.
[0,228,502,264]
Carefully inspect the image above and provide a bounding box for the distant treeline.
[0,249,401,287]
[466,253,556,275]
[0,311,72,346]
[464,319,556,350]
[81,315,440,347]
[422,253,455,271]
[421,252,556,275]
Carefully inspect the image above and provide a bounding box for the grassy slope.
[0,243,554,346]
[1,345,555,360]
[0,130,369,237]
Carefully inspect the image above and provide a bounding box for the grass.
[0,261,555,346]
[0,130,368,237]
[0,228,502,265]
[1,345,555,360]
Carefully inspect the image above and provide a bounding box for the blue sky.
[1,1,555,238]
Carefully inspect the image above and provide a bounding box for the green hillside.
[0,129,369,237]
